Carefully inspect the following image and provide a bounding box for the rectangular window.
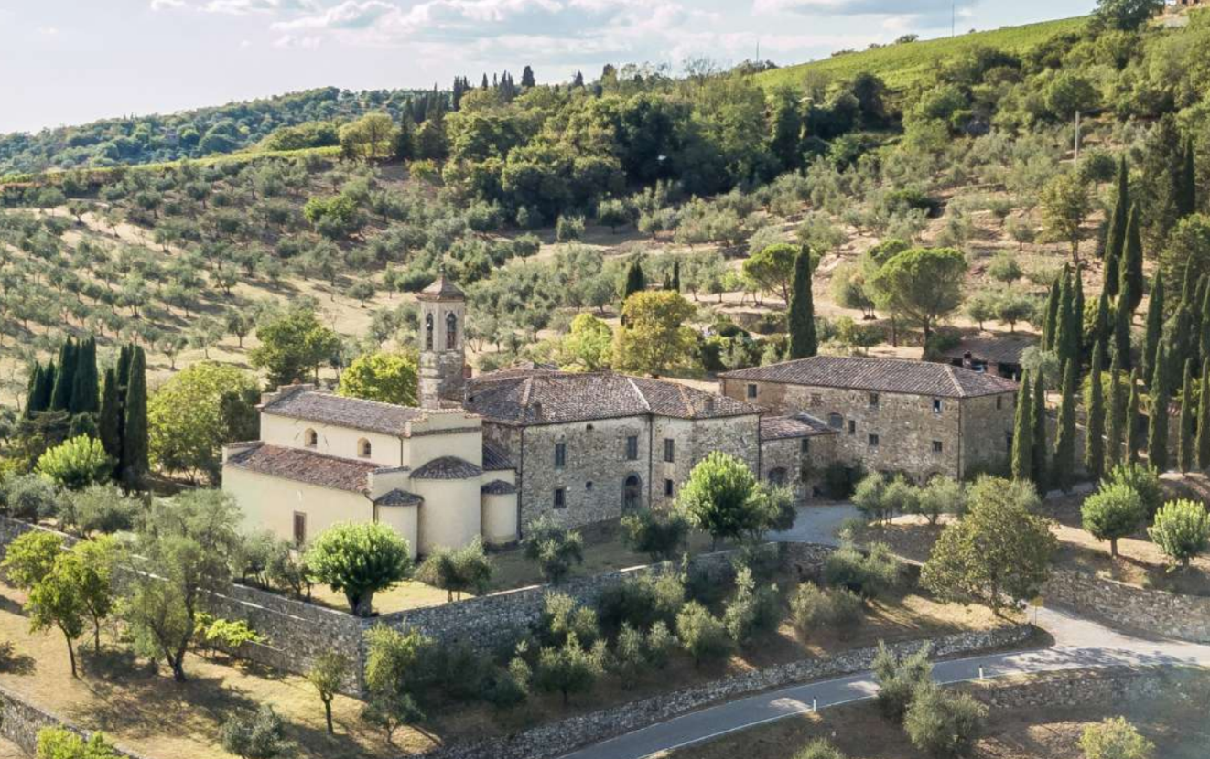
[664,438,675,463]
[848,420,857,435]
[800,438,810,455]
[933,441,944,454]
[1006,432,1014,452]
[554,442,567,468]
[625,435,639,461]
[747,383,758,399]
[869,393,880,409]
[293,512,307,547]
[664,479,674,497]
[996,396,1003,410]
[554,488,566,509]
[868,433,880,447]
[933,399,943,414]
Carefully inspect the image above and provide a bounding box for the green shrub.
[533,633,605,706]
[723,566,782,646]
[872,642,932,722]
[790,583,862,637]
[597,572,685,633]
[522,516,584,584]
[542,592,600,647]
[988,253,1022,283]
[36,727,119,759]
[823,543,899,599]
[555,215,585,242]
[620,509,689,562]
[1104,463,1163,516]
[220,704,290,759]
[645,620,676,669]
[903,684,987,757]
[1148,499,1210,568]
[2,474,59,521]
[676,601,731,666]
[1079,717,1155,759]
[792,740,848,759]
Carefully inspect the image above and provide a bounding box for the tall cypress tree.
[1053,359,1078,493]
[1113,290,1132,370]
[672,261,681,293]
[1177,135,1196,220]
[1073,272,1086,362]
[1200,278,1210,365]
[121,346,149,490]
[1106,347,1124,469]
[99,366,122,466]
[1086,340,1106,482]
[1011,371,1033,482]
[25,363,44,417]
[623,259,646,300]
[1120,205,1144,315]
[1054,267,1077,367]
[70,337,99,414]
[787,249,817,359]
[1179,358,1196,473]
[1126,369,1143,464]
[1043,277,1061,351]
[1103,156,1129,292]
[1142,270,1164,389]
[1199,358,1210,471]
[1148,344,1170,472]
[117,344,133,393]
[49,339,77,412]
[1090,291,1110,358]
[1032,371,1049,491]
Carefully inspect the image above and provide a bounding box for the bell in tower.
[416,274,467,409]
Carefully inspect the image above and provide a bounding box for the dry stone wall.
[1044,568,1210,643]
[968,666,1179,710]
[0,683,153,758]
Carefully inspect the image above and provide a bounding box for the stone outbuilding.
[937,334,1035,381]
[720,356,1018,482]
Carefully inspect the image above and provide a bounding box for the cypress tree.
[1032,371,1049,491]
[117,344,133,392]
[787,248,817,359]
[1103,156,1129,291]
[1177,135,1196,220]
[1200,277,1210,365]
[623,259,646,300]
[672,261,681,293]
[49,339,77,412]
[1106,347,1124,468]
[99,366,122,466]
[36,360,56,414]
[1043,277,1061,351]
[1199,358,1210,471]
[121,347,149,490]
[1011,371,1034,482]
[1113,290,1132,370]
[1054,267,1076,367]
[25,363,44,417]
[1053,359,1078,493]
[1120,205,1144,314]
[1091,290,1110,358]
[1073,272,1086,361]
[70,337,99,414]
[1179,358,1196,473]
[1086,340,1106,482]
[1148,344,1170,472]
[1142,270,1164,389]
[1126,369,1143,464]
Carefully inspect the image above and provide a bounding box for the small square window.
[555,442,567,468]
[848,420,857,435]
[663,438,675,463]
[625,435,639,461]
[747,383,758,399]
[868,433,880,447]
[800,438,810,455]
[932,441,943,454]
[554,488,566,509]
[664,479,674,497]
[828,413,843,429]
[869,393,880,409]
[933,399,943,414]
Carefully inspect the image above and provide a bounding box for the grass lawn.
[664,671,1210,759]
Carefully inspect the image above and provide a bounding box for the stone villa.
[223,277,1016,554]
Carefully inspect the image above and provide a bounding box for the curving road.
[558,505,1210,759]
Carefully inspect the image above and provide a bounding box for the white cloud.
[38,26,60,35]
[275,0,394,29]
[149,0,187,9]
[755,0,964,15]
[273,33,322,48]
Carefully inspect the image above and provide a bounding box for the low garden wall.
[968,666,1186,710]
[1044,569,1210,643]
[0,682,152,758]
[419,623,1035,759]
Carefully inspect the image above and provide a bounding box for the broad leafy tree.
[306,522,413,616]
[337,352,417,406]
[869,247,967,346]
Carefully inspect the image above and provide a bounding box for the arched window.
[304,429,318,448]
[358,438,372,458]
[425,313,434,350]
[446,312,458,350]
[622,474,642,512]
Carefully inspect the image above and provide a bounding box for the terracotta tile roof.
[939,335,1036,366]
[761,413,836,440]
[481,441,514,471]
[374,489,424,507]
[412,456,483,480]
[481,479,517,495]
[417,275,465,301]
[721,356,1017,399]
[261,387,425,436]
[224,443,377,494]
[465,370,758,425]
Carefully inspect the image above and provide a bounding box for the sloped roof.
[481,479,518,495]
[464,370,758,425]
[721,356,1017,399]
[417,275,465,301]
[411,456,483,480]
[374,489,424,507]
[225,443,377,494]
[481,441,514,471]
[939,335,1036,366]
[261,387,425,436]
[761,413,836,440]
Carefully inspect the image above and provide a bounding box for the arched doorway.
[768,467,787,487]
[622,474,642,513]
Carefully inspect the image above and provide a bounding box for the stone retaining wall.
[967,667,1176,710]
[0,683,152,758]
[419,624,1035,759]
[1044,568,1210,643]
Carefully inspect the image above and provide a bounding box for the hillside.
[756,16,1087,91]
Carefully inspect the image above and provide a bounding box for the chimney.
[962,351,973,370]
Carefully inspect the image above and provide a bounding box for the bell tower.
[417,274,467,410]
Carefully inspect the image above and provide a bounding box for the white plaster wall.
[259,414,402,467]
[410,478,483,555]
[481,493,518,544]
[222,466,373,544]
[404,430,483,470]
[375,504,419,560]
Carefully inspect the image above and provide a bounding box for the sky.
[0,0,1095,134]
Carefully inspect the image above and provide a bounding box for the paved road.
[559,605,1210,759]
[768,504,858,546]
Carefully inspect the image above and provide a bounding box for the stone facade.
[1044,568,1210,643]
[760,426,838,498]
[967,667,1176,711]
[0,683,153,759]
[419,623,1035,759]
